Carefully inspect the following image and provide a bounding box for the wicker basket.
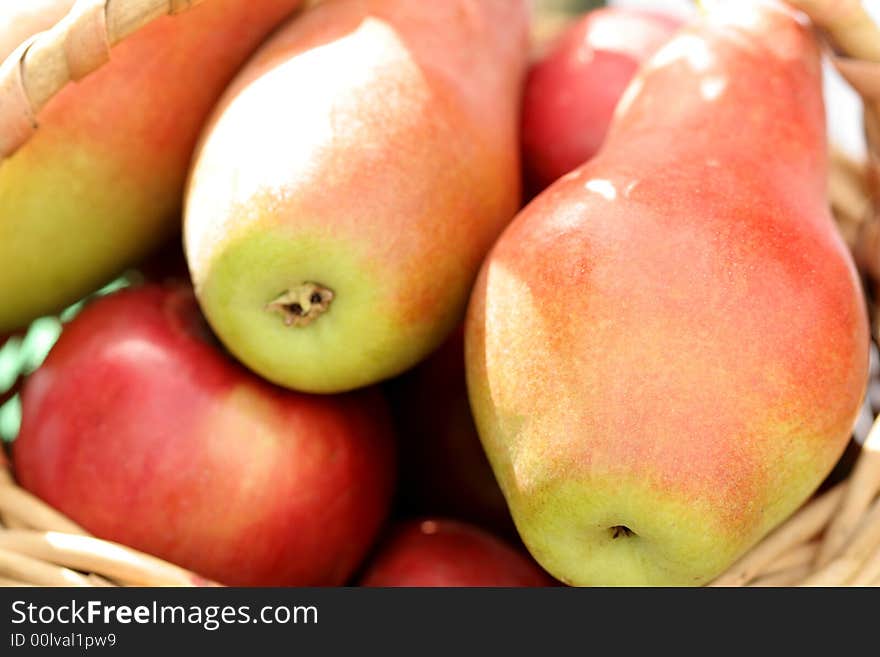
[0,455,213,587]
[1,0,880,587]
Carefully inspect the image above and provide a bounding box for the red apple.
[522,7,682,193]
[13,284,396,586]
[359,518,554,587]
[388,329,513,535]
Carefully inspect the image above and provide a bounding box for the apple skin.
[359,518,554,587]
[184,0,528,393]
[387,329,513,536]
[522,7,682,194]
[13,284,397,586]
[0,0,305,334]
[466,2,869,586]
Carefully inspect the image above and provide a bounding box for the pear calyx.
[610,525,635,540]
[265,282,334,327]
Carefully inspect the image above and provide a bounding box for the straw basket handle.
[0,0,206,161]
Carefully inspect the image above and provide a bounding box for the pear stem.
[265,283,334,328]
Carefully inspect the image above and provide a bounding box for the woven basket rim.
[0,0,208,161]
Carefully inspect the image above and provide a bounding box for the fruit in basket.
[465,1,870,586]
[522,7,682,193]
[0,0,75,60]
[0,0,306,334]
[184,0,528,393]
[13,284,396,586]
[359,518,554,587]
[388,329,512,535]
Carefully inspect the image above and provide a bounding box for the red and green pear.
[466,1,869,586]
[184,0,528,393]
[0,0,305,333]
[13,284,396,586]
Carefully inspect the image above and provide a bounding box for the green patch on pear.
[509,475,739,586]
[0,144,175,333]
[198,230,430,393]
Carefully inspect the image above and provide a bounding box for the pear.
[466,1,869,586]
[0,0,305,333]
[184,0,528,393]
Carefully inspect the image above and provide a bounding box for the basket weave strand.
[0,460,216,587]
[787,0,880,282]
[0,0,206,160]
